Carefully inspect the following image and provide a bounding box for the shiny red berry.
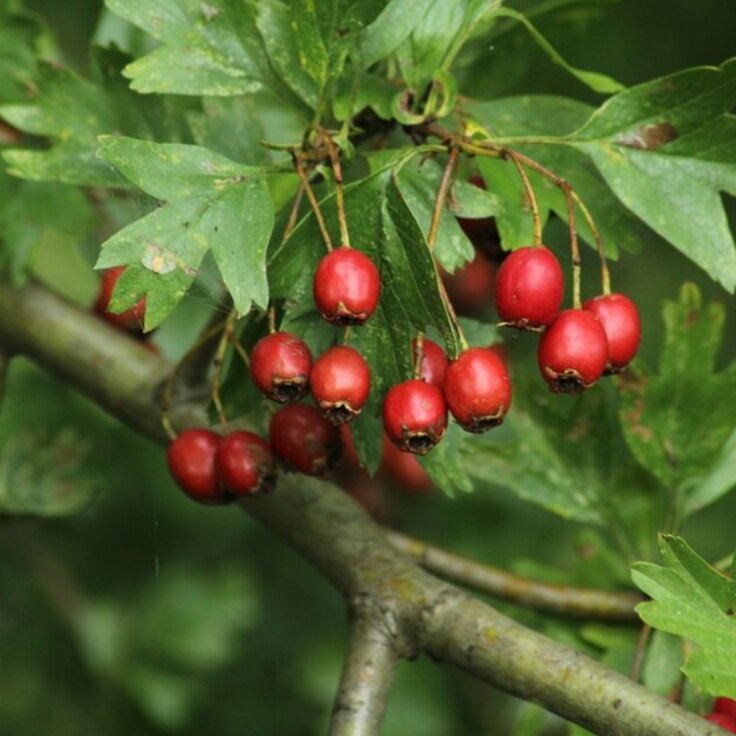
[313,246,381,326]
[167,429,224,505]
[310,346,371,425]
[582,293,641,373]
[444,347,512,432]
[378,434,432,494]
[441,249,495,316]
[216,431,276,497]
[495,246,564,329]
[413,338,448,388]
[269,404,341,475]
[95,266,146,332]
[250,331,313,403]
[715,699,736,721]
[705,712,736,732]
[538,309,609,394]
[382,379,447,455]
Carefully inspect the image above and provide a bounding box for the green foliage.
[632,535,736,699]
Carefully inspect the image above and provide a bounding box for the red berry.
[310,345,371,425]
[378,434,433,494]
[382,379,447,455]
[538,309,609,394]
[95,266,146,332]
[413,338,448,388]
[582,293,641,373]
[706,712,736,732]
[444,347,512,432]
[495,246,564,329]
[269,404,341,475]
[313,246,381,326]
[715,699,736,721]
[167,429,224,505]
[250,332,313,403]
[216,431,276,497]
[441,249,496,316]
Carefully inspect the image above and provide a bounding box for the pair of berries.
[167,429,275,505]
[495,246,641,393]
[382,338,512,455]
[705,697,736,732]
[250,333,371,425]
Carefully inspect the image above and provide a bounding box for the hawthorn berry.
[495,246,564,329]
[382,379,447,455]
[95,266,146,332]
[441,249,496,316]
[269,403,341,476]
[167,429,223,505]
[250,331,313,403]
[413,338,448,388]
[582,293,641,373]
[310,345,371,425]
[313,246,381,326]
[444,347,512,432]
[378,433,432,494]
[537,309,609,394]
[715,699,736,721]
[216,431,276,497]
[705,712,736,732]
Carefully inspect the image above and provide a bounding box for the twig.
[630,623,652,682]
[323,131,351,248]
[385,529,644,622]
[571,191,611,295]
[412,332,425,380]
[291,151,334,252]
[211,309,238,429]
[506,151,543,246]
[282,183,305,244]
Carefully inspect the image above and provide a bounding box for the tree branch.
[384,529,643,622]
[0,281,724,736]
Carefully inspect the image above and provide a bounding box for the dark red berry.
[495,246,564,329]
[313,246,381,326]
[269,404,341,475]
[441,249,495,316]
[167,429,224,505]
[382,379,447,455]
[95,266,146,332]
[413,338,448,388]
[444,347,512,432]
[705,712,736,732]
[250,331,313,403]
[538,309,608,394]
[378,434,432,494]
[216,431,276,497]
[715,699,736,721]
[310,345,371,425]
[583,293,641,373]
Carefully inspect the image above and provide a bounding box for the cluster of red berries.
[495,245,641,393]
[705,697,736,731]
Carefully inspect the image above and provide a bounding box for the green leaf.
[642,630,685,697]
[358,1,430,69]
[618,284,736,519]
[96,137,274,329]
[570,59,736,291]
[632,535,736,699]
[0,3,42,104]
[493,8,624,94]
[105,0,267,96]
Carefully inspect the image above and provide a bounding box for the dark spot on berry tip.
[331,313,365,327]
[551,376,586,394]
[613,699,622,710]
[406,434,435,455]
[255,470,277,496]
[325,404,356,426]
[468,416,503,433]
[271,382,305,404]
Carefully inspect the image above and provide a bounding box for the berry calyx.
[216,431,276,497]
[444,347,512,432]
[413,338,448,388]
[582,293,641,373]
[310,345,371,425]
[313,246,381,326]
[382,379,447,455]
[269,403,341,475]
[250,331,313,404]
[378,434,432,494]
[538,309,609,394]
[167,429,223,505]
[95,266,146,332]
[495,246,564,330]
[441,248,496,316]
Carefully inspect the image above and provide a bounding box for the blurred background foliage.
[0,0,735,734]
